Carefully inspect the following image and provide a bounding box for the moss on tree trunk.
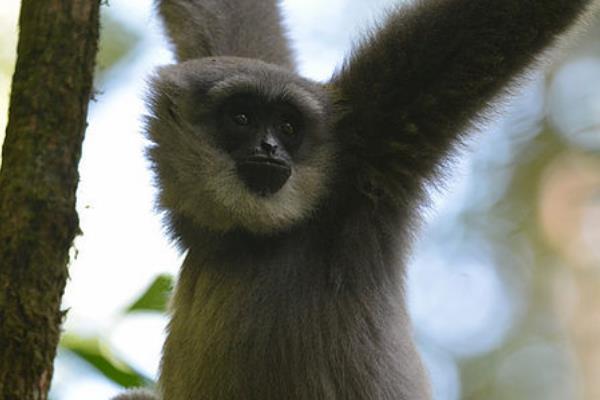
[0,1,100,398]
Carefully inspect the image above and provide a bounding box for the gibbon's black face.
[218,94,305,196]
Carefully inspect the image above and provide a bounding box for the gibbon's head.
[146,57,336,234]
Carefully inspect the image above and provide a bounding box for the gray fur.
[114,0,598,399]
[147,58,336,235]
[111,388,157,400]
[157,0,295,69]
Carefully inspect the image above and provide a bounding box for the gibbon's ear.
[156,0,296,69]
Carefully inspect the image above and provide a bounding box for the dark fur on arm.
[157,0,295,68]
[332,0,596,201]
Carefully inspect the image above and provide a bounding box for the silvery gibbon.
[113,0,598,399]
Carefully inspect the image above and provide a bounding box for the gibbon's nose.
[259,136,279,157]
[261,140,276,155]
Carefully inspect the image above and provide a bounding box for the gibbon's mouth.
[236,157,292,196]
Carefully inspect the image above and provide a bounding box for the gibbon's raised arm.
[157,0,295,68]
[332,0,596,200]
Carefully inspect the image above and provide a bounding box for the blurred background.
[1,1,599,399]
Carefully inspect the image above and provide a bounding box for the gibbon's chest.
[207,203,403,291]
[161,211,416,400]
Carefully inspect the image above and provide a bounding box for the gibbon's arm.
[332,0,596,200]
[157,0,295,68]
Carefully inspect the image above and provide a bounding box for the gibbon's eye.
[232,113,250,126]
[280,121,295,136]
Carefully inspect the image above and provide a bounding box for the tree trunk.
[0,1,100,399]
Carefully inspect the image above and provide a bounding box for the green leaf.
[61,334,153,388]
[126,274,174,313]
[96,8,142,78]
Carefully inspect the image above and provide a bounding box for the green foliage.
[96,9,142,79]
[126,274,174,314]
[58,274,172,388]
[61,334,153,388]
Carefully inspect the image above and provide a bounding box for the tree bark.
[0,1,100,399]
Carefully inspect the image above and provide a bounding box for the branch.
[0,1,101,398]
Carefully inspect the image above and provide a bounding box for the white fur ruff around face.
[158,118,335,234]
